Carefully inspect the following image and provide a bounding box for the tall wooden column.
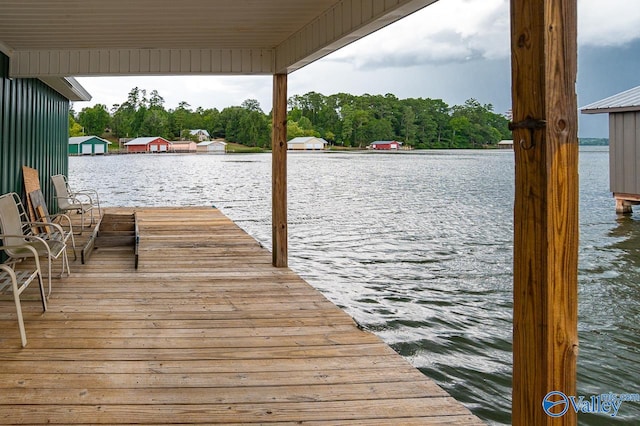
[272,73,288,267]
[511,0,578,424]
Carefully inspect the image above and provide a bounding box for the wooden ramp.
[0,207,483,425]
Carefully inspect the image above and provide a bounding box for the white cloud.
[329,0,510,68]
[326,0,640,70]
[578,0,640,46]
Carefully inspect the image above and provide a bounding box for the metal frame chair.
[28,189,77,261]
[51,174,101,233]
[0,251,47,347]
[0,192,70,298]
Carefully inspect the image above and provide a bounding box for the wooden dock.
[0,207,483,425]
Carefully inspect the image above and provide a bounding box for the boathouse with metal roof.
[581,85,640,213]
[69,136,112,156]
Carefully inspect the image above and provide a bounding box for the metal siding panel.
[79,51,90,74]
[140,50,151,73]
[614,114,626,193]
[221,50,231,73]
[200,49,212,73]
[191,49,201,73]
[160,49,171,73]
[242,50,251,73]
[326,7,336,42]
[214,49,225,73]
[130,49,140,73]
[60,51,71,74]
[232,50,242,73]
[251,50,260,73]
[262,49,272,73]
[50,51,60,75]
[170,49,181,73]
[90,51,100,73]
[609,114,615,193]
[0,53,69,213]
[180,50,191,72]
[636,112,640,194]
[343,1,351,37]
[150,50,160,73]
[623,113,636,194]
[69,51,80,74]
[352,0,362,27]
[29,52,39,75]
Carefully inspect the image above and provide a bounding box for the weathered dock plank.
[0,207,483,425]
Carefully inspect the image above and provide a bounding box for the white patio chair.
[28,189,77,261]
[0,192,69,298]
[0,252,47,347]
[51,174,100,233]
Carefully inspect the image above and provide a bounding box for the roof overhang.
[581,106,640,115]
[0,0,438,79]
[580,85,640,115]
[39,77,92,102]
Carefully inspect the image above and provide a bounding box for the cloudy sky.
[75,0,640,138]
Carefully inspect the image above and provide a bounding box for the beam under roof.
[1,0,438,78]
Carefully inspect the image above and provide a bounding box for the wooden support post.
[615,198,633,214]
[272,73,288,267]
[511,0,579,424]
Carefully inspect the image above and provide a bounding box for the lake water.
[69,147,639,425]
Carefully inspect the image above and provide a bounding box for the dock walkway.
[0,207,483,424]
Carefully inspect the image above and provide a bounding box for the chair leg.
[11,279,27,347]
[62,250,70,278]
[69,232,77,261]
[37,272,47,312]
[45,256,52,299]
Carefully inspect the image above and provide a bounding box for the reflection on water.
[70,147,639,425]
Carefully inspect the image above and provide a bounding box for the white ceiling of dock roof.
[0,0,438,78]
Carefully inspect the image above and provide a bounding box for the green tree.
[69,111,84,136]
[169,101,192,139]
[238,100,269,147]
[219,106,244,142]
[139,108,170,137]
[201,108,222,138]
[401,106,417,146]
[78,104,110,136]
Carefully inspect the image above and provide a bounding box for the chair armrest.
[0,243,40,257]
[48,213,74,232]
[71,192,94,204]
[55,194,89,208]
[73,189,100,207]
[24,221,66,237]
[0,243,42,270]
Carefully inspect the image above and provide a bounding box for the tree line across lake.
[71,87,513,149]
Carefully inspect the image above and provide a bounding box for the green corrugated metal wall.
[0,52,69,211]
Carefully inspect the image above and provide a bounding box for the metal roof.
[124,137,171,145]
[580,85,640,114]
[197,140,227,146]
[0,0,438,78]
[288,137,328,144]
[69,136,112,145]
[189,129,210,136]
